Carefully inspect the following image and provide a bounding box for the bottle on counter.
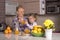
[14,21,20,35]
[15,27,20,35]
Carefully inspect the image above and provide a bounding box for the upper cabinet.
[5,0,18,15]
[19,0,46,15]
[19,0,38,2]
[46,0,60,14]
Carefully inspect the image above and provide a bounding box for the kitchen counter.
[0,33,60,40]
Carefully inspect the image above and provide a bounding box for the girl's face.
[28,16,36,23]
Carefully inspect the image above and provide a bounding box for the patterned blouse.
[12,17,28,31]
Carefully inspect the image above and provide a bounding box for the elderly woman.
[12,5,28,32]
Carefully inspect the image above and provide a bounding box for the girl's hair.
[27,13,37,24]
[28,13,37,19]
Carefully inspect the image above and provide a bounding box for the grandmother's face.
[17,8,24,16]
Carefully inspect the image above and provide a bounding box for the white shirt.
[26,22,37,29]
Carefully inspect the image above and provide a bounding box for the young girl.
[26,14,37,30]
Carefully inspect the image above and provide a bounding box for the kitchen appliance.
[47,5,59,14]
[0,23,7,32]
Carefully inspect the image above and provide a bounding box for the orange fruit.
[8,30,12,33]
[4,30,8,34]
[21,21,25,24]
[15,30,20,35]
[24,29,30,34]
[7,26,10,30]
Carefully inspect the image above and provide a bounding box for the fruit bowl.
[31,25,45,37]
[31,32,44,37]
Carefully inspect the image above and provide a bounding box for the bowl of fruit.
[31,25,45,37]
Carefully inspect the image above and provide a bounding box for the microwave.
[47,5,59,14]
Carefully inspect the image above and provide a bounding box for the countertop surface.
[0,33,60,40]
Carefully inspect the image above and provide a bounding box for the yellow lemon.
[34,28,37,30]
[33,30,37,33]
[4,30,8,34]
[38,29,42,32]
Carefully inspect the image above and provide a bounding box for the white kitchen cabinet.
[5,0,18,15]
[19,0,46,15]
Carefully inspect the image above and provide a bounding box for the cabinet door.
[19,0,46,15]
[5,3,18,15]
[19,0,39,3]
[21,1,40,14]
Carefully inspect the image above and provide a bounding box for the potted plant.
[43,19,55,39]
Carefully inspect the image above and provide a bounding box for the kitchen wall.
[5,0,18,26]
[0,0,5,23]
[37,15,60,32]
[5,0,60,32]
[18,0,60,32]
[5,16,16,26]
[5,14,60,32]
